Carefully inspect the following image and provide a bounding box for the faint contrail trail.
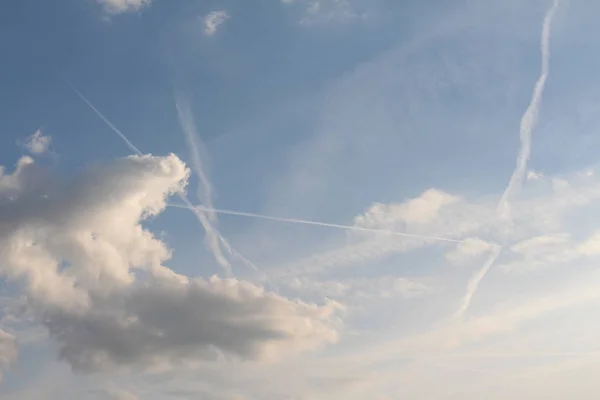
[456,0,560,318]
[167,203,475,243]
[63,78,251,275]
[64,79,140,155]
[174,91,257,274]
[497,0,560,219]
[454,245,502,318]
[174,92,216,220]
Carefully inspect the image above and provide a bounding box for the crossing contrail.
[174,91,257,274]
[64,77,254,275]
[456,0,560,318]
[167,203,479,244]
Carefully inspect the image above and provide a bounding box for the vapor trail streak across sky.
[168,203,478,244]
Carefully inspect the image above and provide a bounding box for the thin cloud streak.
[456,0,560,317]
[497,0,560,219]
[175,92,257,274]
[454,245,502,318]
[167,203,484,244]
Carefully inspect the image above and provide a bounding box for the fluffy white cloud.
[22,129,51,155]
[0,154,338,373]
[97,0,151,14]
[203,10,230,36]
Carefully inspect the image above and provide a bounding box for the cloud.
[21,128,51,155]
[354,189,460,228]
[446,238,494,266]
[0,154,338,373]
[97,0,151,14]
[203,11,230,36]
[526,170,543,181]
[457,0,561,318]
[276,188,494,277]
[282,0,368,26]
[0,330,17,380]
[281,276,432,300]
[497,231,600,273]
[174,93,258,275]
[497,0,560,219]
[104,384,139,400]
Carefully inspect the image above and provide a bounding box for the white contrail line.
[454,245,501,318]
[64,78,250,276]
[63,79,141,156]
[174,92,258,274]
[174,93,216,220]
[497,0,560,219]
[167,203,480,244]
[174,92,254,275]
[456,0,560,318]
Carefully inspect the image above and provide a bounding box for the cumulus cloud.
[203,10,230,36]
[22,128,51,155]
[97,0,151,14]
[277,188,492,277]
[0,154,338,373]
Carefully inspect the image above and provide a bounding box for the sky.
[2,0,600,398]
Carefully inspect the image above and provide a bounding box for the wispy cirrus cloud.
[97,0,151,14]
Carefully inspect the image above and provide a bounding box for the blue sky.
[3,0,600,399]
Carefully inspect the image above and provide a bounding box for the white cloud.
[526,170,543,181]
[22,128,51,155]
[203,10,230,36]
[276,188,494,277]
[578,231,600,255]
[283,0,368,26]
[0,154,338,373]
[97,0,151,14]
[275,164,600,279]
[282,276,432,300]
[354,189,460,228]
[445,238,494,266]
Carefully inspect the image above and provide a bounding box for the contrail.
[454,245,501,318]
[497,0,560,219]
[174,92,216,220]
[63,79,141,156]
[64,78,251,275]
[167,203,474,244]
[174,91,257,274]
[456,0,560,318]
